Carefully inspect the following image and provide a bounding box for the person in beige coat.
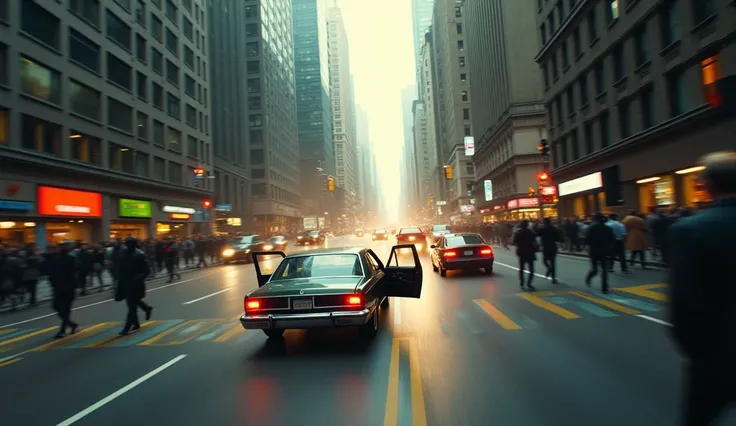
[622,210,648,269]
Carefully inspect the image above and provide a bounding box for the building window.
[185,104,197,128]
[184,47,195,70]
[151,48,163,74]
[660,1,680,47]
[583,121,594,154]
[165,0,178,24]
[21,115,61,156]
[561,43,569,70]
[247,78,261,94]
[114,0,131,12]
[166,60,179,86]
[183,17,194,40]
[612,44,624,81]
[187,135,197,157]
[107,53,132,91]
[566,87,574,115]
[70,0,101,28]
[551,55,558,80]
[463,108,470,120]
[700,56,720,87]
[109,142,135,173]
[153,120,164,147]
[454,5,462,17]
[464,125,471,136]
[0,109,8,145]
[106,9,131,51]
[136,72,147,100]
[166,28,179,56]
[246,24,258,37]
[570,129,580,161]
[21,1,61,50]
[251,149,264,164]
[692,0,714,25]
[246,42,259,57]
[135,152,149,177]
[152,83,164,109]
[633,24,649,66]
[135,0,146,26]
[593,61,604,94]
[153,157,165,180]
[151,14,163,41]
[618,99,631,138]
[135,34,146,63]
[108,98,133,133]
[69,80,101,121]
[641,86,654,129]
[667,72,687,117]
[167,93,181,119]
[572,27,581,57]
[607,0,620,22]
[69,29,100,73]
[599,112,610,147]
[247,61,260,74]
[457,40,464,51]
[461,91,468,102]
[167,127,181,152]
[136,112,148,139]
[167,162,181,184]
[460,73,467,84]
[20,57,61,105]
[456,23,463,34]
[459,57,465,67]
[245,5,258,18]
[185,75,196,99]
[251,169,265,179]
[587,7,597,42]
[69,131,102,166]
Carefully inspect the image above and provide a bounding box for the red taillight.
[347,295,362,306]
[245,299,260,311]
[443,250,457,258]
[480,247,493,256]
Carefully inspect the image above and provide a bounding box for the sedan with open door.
[240,245,423,341]
[430,233,494,276]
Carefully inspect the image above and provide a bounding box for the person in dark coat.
[668,152,736,425]
[115,237,153,335]
[537,217,563,284]
[584,212,615,293]
[512,219,537,291]
[49,242,79,338]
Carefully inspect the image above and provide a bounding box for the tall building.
[420,31,442,203]
[400,85,419,213]
[412,100,433,206]
[464,0,548,221]
[430,0,475,216]
[327,6,358,208]
[292,0,334,218]
[412,0,435,98]
[355,105,374,209]
[209,0,253,233]
[536,0,735,218]
[0,0,214,247]
[244,0,302,233]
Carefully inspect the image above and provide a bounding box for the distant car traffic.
[355,228,364,237]
[240,245,424,340]
[263,236,288,252]
[372,228,389,241]
[222,235,267,264]
[295,230,326,245]
[396,227,427,252]
[430,224,452,240]
[430,233,494,276]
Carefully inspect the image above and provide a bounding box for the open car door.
[381,244,423,299]
[251,251,286,287]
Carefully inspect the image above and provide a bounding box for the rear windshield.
[432,225,451,232]
[445,235,484,247]
[308,231,320,237]
[400,228,422,234]
[271,254,362,280]
[229,236,255,245]
[374,228,387,233]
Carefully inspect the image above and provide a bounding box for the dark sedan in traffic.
[222,235,267,264]
[295,230,326,246]
[430,233,494,276]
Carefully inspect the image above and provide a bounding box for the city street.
[0,234,689,426]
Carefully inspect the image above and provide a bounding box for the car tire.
[484,267,493,275]
[263,329,285,339]
[360,309,379,340]
[381,297,389,308]
[439,267,447,277]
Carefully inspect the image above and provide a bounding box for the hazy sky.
[338,0,415,223]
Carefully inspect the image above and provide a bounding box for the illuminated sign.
[163,205,196,215]
[507,200,518,209]
[169,213,191,220]
[464,136,475,156]
[119,199,152,218]
[518,198,539,208]
[541,186,557,196]
[38,186,102,217]
[483,180,493,201]
[494,205,502,210]
[558,172,603,197]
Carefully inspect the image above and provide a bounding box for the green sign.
[119,198,152,218]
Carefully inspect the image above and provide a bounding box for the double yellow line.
[383,337,427,426]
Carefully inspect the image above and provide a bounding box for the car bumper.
[223,251,251,262]
[441,258,494,271]
[240,308,373,330]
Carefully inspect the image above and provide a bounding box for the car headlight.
[297,236,303,239]
[263,245,273,250]
[222,248,235,257]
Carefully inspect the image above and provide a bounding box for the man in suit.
[668,151,736,425]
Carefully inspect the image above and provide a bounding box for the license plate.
[292,299,313,310]
[464,250,474,256]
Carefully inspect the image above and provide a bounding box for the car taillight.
[245,298,260,311]
[347,295,363,306]
[408,235,416,241]
[443,250,457,258]
[480,247,493,256]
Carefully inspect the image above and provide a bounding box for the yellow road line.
[87,321,156,348]
[518,293,580,319]
[616,284,668,302]
[0,326,57,348]
[0,357,22,368]
[213,323,244,343]
[383,338,400,426]
[568,291,641,315]
[0,328,17,336]
[33,323,113,352]
[473,299,522,330]
[138,320,197,346]
[408,337,428,426]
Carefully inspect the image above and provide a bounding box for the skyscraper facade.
[412,100,433,205]
[327,6,358,204]
[292,0,334,217]
[400,85,419,214]
[244,0,302,232]
[355,105,374,209]
[420,31,442,203]
[412,0,435,99]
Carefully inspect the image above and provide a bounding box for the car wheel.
[484,267,493,275]
[360,309,379,340]
[439,267,447,277]
[381,297,389,308]
[263,329,285,339]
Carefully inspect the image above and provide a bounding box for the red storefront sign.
[541,186,557,196]
[37,186,102,217]
[507,200,518,209]
[518,198,539,208]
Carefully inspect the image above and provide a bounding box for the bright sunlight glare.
[339,0,415,224]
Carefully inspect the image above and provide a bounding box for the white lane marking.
[494,261,549,280]
[54,354,187,426]
[393,297,401,325]
[0,271,220,329]
[637,314,673,327]
[182,287,232,305]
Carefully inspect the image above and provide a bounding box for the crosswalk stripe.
[197,323,234,341]
[213,323,244,343]
[0,327,57,348]
[67,324,130,348]
[161,320,222,345]
[0,357,22,368]
[602,293,661,312]
[568,291,641,315]
[547,296,618,318]
[518,293,580,319]
[616,284,668,302]
[0,329,38,343]
[473,299,521,330]
[131,320,189,346]
[33,323,114,352]
[0,328,17,336]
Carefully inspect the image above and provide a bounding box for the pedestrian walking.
[512,219,537,291]
[584,212,615,293]
[49,242,78,338]
[115,237,153,335]
[537,217,563,284]
[668,151,736,425]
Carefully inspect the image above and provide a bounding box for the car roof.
[285,247,364,257]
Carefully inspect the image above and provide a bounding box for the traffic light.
[202,199,212,209]
[194,168,205,179]
[444,165,453,179]
[538,172,549,182]
[537,139,550,156]
[327,176,335,192]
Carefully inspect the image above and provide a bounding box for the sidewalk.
[557,248,666,268]
[0,263,215,313]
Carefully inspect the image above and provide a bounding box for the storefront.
[112,198,153,240]
[480,197,558,222]
[556,171,608,218]
[634,165,711,213]
[214,204,244,234]
[0,179,37,245]
[37,186,102,245]
[153,203,212,238]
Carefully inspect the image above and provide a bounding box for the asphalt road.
[0,234,703,426]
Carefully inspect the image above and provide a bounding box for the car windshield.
[433,225,451,232]
[375,229,386,234]
[271,254,363,280]
[229,236,254,245]
[268,236,283,242]
[445,235,484,247]
[400,228,422,234]
[308,231,320,237]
